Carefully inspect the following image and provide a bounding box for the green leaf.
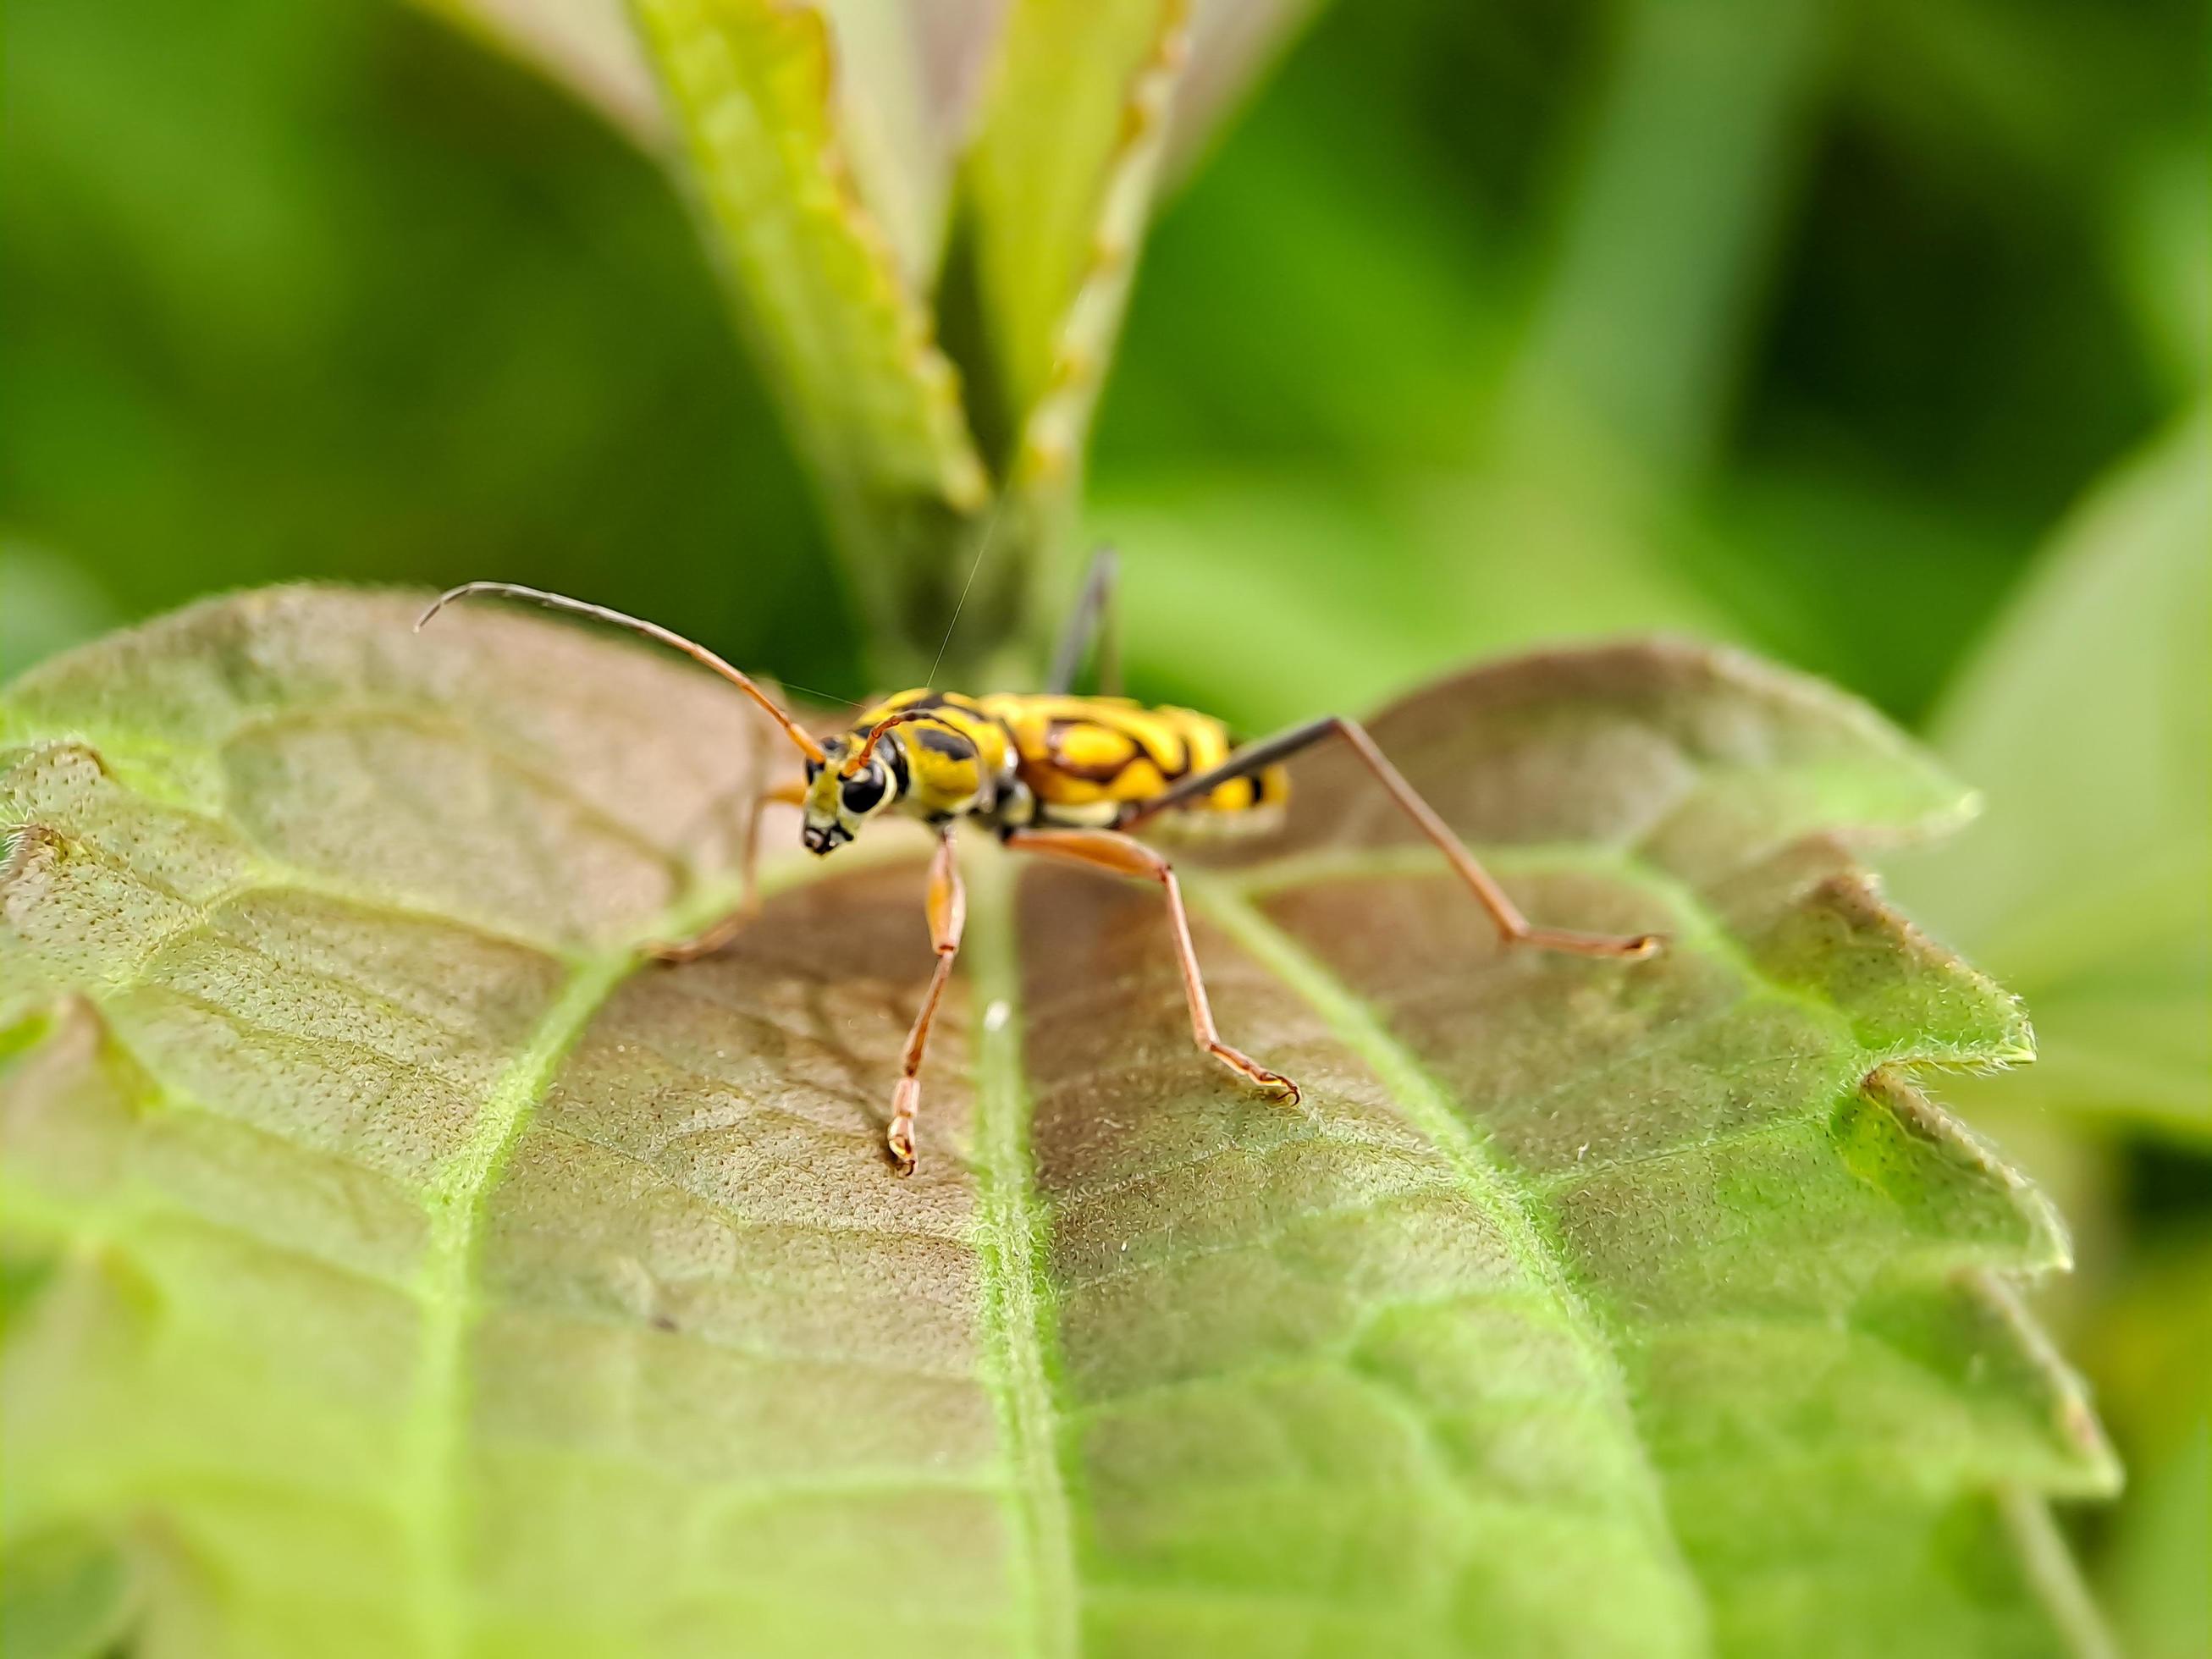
[0,1524,138,1659]
[2090,1238,2212,1659]
[0,543,119,682]
[1888,408,2212,1138]
[1159,0,1326,187]
[410,0,669,146]
[1498,0,1828,481]
[1091,466,1735,729]
[625,0,990,644]
[2,589,2113,1655]
[963,0,1190,497]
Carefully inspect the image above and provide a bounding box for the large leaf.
[963,0,1190,498]
[0,590,2114,1656]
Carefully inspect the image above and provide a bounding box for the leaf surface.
[0,590,2115,1656]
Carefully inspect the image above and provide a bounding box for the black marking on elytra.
[917,725,978,760]
[1118,714,1338,826]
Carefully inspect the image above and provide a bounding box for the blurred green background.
[3,0,2205,1649]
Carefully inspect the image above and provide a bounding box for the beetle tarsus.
[885,1078,920,1175]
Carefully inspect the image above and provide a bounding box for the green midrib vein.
[963,845,1083,1658]
[402,947,640,1659]
[1185,873,1713,1645]
[398,845,1088,1659]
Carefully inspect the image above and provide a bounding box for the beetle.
[419,553,1661,1173]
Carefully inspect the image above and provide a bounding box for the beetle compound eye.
[841,769,886,813]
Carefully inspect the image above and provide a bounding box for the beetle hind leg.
[1117,715,1663,961]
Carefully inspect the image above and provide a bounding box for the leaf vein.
[962,848,1081,1659]
[400,948,637,1658]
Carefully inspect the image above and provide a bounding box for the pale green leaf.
[963,0,1189,495]
[415,0,974,289]
[1089,466,1735,729]
[808,0,961,285]
[2104,1423,2210,1659]
[1,590,2114,1656]
[0,544,119,685]
[0,1523,138,1659]
[410,0,668,145]
[405,0,1318,282]
[1160,0,1326,186]
[626,0,989,545]
[1888,409,2212,1138]
[2093,1235,2211,1659]
[1498,0,1827,480]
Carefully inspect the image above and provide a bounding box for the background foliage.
[3,0,2205,1650]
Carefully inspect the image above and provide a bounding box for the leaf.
[0,1524,139,1659]
[1089,466,1735,730]
[411,0,670,146]
[1,589,2114,1656]
[1159,0,1326,186]
[963,0,1191,495]
[420,0,986,289]
[625,0,990,632]
[2075,1236,2212,1659]
[2104,1420,2210,1659]
[1887,408,2212,1138]
[411,0,1320,267]
[0,543,119,682]
[1498,0,1829,480]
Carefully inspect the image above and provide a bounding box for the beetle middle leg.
[1003,826,1299,1105]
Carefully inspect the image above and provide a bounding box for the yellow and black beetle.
[420,554,1661,1173]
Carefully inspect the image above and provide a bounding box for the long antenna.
[416,581,828,765]
[924,496,1007,688]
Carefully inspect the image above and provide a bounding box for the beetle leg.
[1003,827,1299,1105]
[1045,545,1121,697]
[1117,715,1662,960]
[885,826,967,1174]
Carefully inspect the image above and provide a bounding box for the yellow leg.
[1004,827,1299,1105]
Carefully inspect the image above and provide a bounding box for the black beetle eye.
[804,758,822,782]
[840,769,885,813]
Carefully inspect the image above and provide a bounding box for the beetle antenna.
[925,494,1007,688]
[839,708,939,778]
[416,581,828,765]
